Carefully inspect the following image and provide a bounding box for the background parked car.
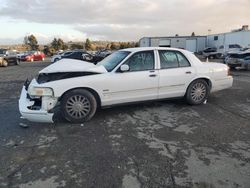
[51,51,73,63]
[202,47,222,59]
[59,50,94,63]
[18,51,45,62]
[225,50,250,70]
[92,49,112,63]
[0,49,19,67]
[218,44,242,57]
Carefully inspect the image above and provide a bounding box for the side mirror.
[120,64,129,72]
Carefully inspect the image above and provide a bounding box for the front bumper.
[227,58,243,68]
[19,86,54,123]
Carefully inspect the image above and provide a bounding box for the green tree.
[71,43,83,50]
[110,42,117,50]
[51,38,58,50]
[51,38,67,51]
[119,42,126,49]
[85,38,92,50]
[24,34,39,50]
[191,32,195,36]
[57,38,65,50]
[106,43,111,50]
[63,43,68,50]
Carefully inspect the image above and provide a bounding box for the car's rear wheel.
[61,89,97,123]
[186,79,209,105]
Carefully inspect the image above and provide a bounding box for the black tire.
[16,59,20,65]
[61,89,97,123]
[54,58,59,63]
[215,54,222,59]
[186,79,209,105]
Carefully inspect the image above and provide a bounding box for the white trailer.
[139,36,206,53]
[207,30,250,51]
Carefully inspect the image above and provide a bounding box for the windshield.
[97,51,130,72]
[63,51,73,56]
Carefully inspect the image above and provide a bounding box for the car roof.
[119,47,188,53]
[228,50,250,55]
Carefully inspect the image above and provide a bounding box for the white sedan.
[19,47,233,123]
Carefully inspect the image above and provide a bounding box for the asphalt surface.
[0,60,249,188]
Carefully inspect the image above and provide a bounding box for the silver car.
[225,51,250,70]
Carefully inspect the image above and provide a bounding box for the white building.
[140,25,250,53]
[207,25,250,52]
[139,36,206,52]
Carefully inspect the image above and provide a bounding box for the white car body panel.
[19,47,233,123]
[101,71,159,105]
[51,54,61,63]
[19,86,54,123]
[158,67,197,99]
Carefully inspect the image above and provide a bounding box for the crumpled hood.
[40,59,107,74]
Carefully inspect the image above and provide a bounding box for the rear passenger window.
[159,50,190,69]
[176,52,190,67]
[159,51,178,69]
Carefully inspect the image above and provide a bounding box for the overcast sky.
[0,0,249,44]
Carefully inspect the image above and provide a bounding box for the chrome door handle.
[149,74,157,77]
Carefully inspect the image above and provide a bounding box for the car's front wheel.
[61,89,97,123]
[186,79,209,105]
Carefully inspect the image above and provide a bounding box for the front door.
[102,50,159,105]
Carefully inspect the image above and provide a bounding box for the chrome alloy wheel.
[66,95,91,119]
[190,82,207,103]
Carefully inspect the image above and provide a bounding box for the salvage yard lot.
[0,61,250,188]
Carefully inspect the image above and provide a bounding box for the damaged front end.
[18,59,107,123]
[19,79,58,123]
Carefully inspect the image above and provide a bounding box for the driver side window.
[124,51,154,72]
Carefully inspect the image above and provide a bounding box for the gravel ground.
[0,61,249,188]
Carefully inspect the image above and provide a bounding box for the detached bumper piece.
[19,86,54,123]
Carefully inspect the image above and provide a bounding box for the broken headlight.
[28,86,54,97]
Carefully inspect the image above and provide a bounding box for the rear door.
[157,50,196,99]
